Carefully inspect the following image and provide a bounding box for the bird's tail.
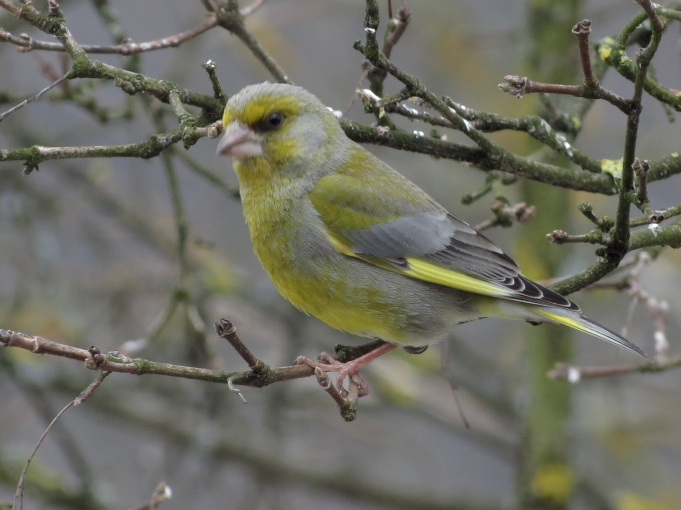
[533,308,647,359]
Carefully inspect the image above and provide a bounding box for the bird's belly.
[258,244,483,345]
[243,193,483,346]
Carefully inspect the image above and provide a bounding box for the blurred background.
[1,0,680,509]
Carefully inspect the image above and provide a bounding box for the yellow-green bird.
[217,82,645,395]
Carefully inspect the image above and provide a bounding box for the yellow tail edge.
[533,309,647,359]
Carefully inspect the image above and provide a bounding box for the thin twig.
[547,361,664,381]
[383,2,411,59]
[130,482,172,510]
[14,372,110,510]
[240,0,268,16]
[0,74,68,121]
[174,146,240,198]
[213,1,290,83]
[499,75,632,114]
[202,59,226,102]
[572,20,597,87]
[0,0,20,15]
[649,298,670,360]
[473,201,535,232]
[635,0,665,32]
[0,1,270,54]
[546,229,606,245]
[0,16,218,54]
[119,295,181,355]
[214,318,265,371]
[578,202,612,230]
[630,204,681,227]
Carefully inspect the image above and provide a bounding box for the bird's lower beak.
[216,122,264,159]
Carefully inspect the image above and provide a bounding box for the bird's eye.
[266,112,283,128]
[252,112,285,133]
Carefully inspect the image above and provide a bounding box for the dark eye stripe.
[253,112,284,133]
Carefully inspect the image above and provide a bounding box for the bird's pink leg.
[294,343,398,397]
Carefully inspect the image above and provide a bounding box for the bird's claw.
[294,353,371,397]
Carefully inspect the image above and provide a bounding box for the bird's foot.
[294,343,398,398]
[294,353,370,397]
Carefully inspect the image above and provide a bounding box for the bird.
[216,82,645,397]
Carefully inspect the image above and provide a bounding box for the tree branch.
[0,15,218,54]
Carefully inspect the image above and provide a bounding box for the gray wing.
[344,211,580,311]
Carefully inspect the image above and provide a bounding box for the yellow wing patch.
[327,232,514,298]
[328,234,356,257]
[403,258,514,297]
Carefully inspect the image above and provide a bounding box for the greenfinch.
[217,82,645,395]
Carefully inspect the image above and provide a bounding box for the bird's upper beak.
[216,122,264,159]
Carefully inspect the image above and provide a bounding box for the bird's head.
[217,83,343,175]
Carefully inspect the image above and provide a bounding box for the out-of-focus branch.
[58,379,501,510]
[473,201,535,232]
[0,0,20,16]
[383,0,411,59]
[548,290,675,382]
[0,73,68,121]
[212,0,290,83]
[131,482,172,510]
[635,0,665,32]
[0,1,224,124]
[547,358,678,381]
[0,15,218,54]
[13,372,110,510]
